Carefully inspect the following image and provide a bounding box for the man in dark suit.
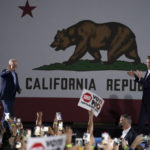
[119,114,137,147]
[0,59,21,128]
[127,56,150,134]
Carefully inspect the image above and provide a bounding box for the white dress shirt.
[121,127,131,139]
[146,70,150,78]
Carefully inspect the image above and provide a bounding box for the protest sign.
[78,89,104,117]
[26,134,66,150]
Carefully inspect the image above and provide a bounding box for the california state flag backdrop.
[0,0,150,123]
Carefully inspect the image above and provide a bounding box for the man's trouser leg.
[137,103,147,134]
[1,100,14,129]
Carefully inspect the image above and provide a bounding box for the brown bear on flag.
[51,20,141,65]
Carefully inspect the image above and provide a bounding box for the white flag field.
[26,134,66,150]
[78,89,104,117]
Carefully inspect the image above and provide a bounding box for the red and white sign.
[26,135,66,150]
[78,89,104,117]
[30,143,45,150]
[82,92,92,103]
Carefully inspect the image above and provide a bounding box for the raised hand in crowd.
[65,126,77,150]
[20,136,27,150]
[113,142,119,150]
[130,134,143,149]
[36,111,43,127]
[48,126,55,136]
[0,122,6,135]
[87,110,93,135]
[65,126,73,149]
[53,114,59,134]
[102,137,114,150]
[87,110,95,145]
[53,112,64,135]
[0,122,5,148]
[8,122,18,147]
[84,110,94,150]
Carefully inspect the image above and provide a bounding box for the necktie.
[11,71,17,85]
[146,72,150,79]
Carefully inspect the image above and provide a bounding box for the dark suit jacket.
[124,128,137,146]
[119,128,137,150]
[135,71,150,104]
[0,69,20,101]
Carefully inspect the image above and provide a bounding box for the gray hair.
[8,58,17,65]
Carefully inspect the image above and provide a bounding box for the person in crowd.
[119,114,137,147]
[127,56,150,134]
[121,134,144,150]
[0,59,21,129]
[0,111,150,150]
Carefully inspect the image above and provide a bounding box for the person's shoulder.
[1,69,11,74]
[128,127,136,134]
[130,127,136,131]
[130,127,137,136]
[1,69,6,72]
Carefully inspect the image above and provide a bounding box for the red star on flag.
[19,0,36,18]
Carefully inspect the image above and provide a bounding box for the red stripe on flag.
[0,98,141,123]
